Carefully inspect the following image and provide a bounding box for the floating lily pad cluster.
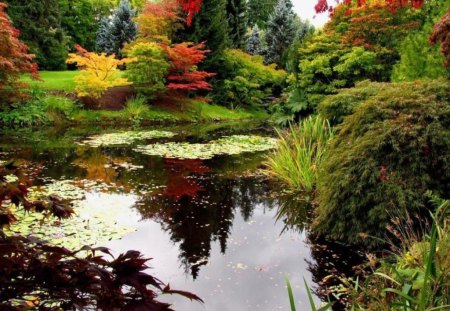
[6,180,136,250]
[79,130,176,147]
[134,135,278,160]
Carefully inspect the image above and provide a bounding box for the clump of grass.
[43,95,79,122]
[265,116,334,191]
[123,95,150,123]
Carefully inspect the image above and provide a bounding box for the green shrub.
[219,49,287,109]
[0,88,49,126]
[265,116,334,191]
[43,95,79,117]
[318,79,450,126]
[124,42,170,98]
[315,80,450,247]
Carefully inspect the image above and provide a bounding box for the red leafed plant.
[0,2,39,103]
[0,162,203,310]
[430,11,450,67]
[177,0,203,26]
[164,42,215,92]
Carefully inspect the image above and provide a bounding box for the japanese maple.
[164,42,215,92]
[177,0,203,26]
[0,2,38,103]
[430,11,450,67]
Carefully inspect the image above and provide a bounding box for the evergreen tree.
[96,17,114,52]
[264,0,296,68]
[109,0,137,57]
[60,0,99,51]
[174,0,229,73]
[5,0,67,70]
[226,0,247,49]
[96,0,137,57]
[246,25,261,55]
[247,0,277,29]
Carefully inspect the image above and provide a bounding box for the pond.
[0,122,363,310]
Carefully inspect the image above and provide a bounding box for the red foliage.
[0,2,38,102]
[164,42,215,92]
[430,11,450,67]
[177,0,203,26]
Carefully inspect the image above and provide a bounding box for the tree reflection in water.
[136,157,272,279]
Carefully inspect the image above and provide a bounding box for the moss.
[315,79,450,247]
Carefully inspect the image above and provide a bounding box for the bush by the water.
[315,80,450,247]
[318,79,450,126]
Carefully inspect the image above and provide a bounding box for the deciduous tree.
[0,2,38,103]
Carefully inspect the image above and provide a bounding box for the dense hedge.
[318,79,450,126]
[315,80,450,247]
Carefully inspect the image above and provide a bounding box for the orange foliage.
[177,0,202,26]
[0,2,38,102]
[315,0,424,14]
[164,42,215,92]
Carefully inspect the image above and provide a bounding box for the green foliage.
[265,116,334,191]
[226,0,248,49]
[0,88,49,126]
[247,0,277,29]
[246,25,261,55]
[42,95,79,119]
[348,197,450,310]
[264,0,296,68]
[5,0,68,70]
[392,0,450,81]
[122,95,152,123]
[316,79,450,247]
[124,42,170,98]
[220,49,287,109]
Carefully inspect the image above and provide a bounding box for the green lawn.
[21,71,79,91]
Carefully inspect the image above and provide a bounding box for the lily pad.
[79,130,176,147]
[134,135,277,160]
[5,180,136,250]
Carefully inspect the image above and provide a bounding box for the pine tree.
[246,25,261,55]
[174,0,229,73]
[96,0,137,57]
[96,17,114,53]
[226,0,247,49]
[109,0,137,57]
[264,0,295,68]
[5,0,68,70]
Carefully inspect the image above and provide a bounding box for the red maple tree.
[177,0,202,26]
[430,11,450,67]
[164,42,215,92]
[0,2,38,102]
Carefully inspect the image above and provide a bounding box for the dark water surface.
[0,122,361,310]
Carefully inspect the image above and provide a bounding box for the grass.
[21,71,79,91]
[264,116,334,191]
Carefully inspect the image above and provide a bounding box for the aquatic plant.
[79,130,176,147]
[134,135,278,159]
[285,276,332,311]
[0,163,202,310]
[264,116,334,192]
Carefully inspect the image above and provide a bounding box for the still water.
[0,122,360,310]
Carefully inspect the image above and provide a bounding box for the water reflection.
[0,123,357,310]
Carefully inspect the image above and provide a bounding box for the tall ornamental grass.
[265,116,334,192]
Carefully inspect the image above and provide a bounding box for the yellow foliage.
[66,46,135,99]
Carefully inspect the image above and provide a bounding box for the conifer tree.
[96,0,137,57]
[247,0,277,29]
[175,0,229,72]
[264,0,295,68]
[226,0,247,49]
[5,0,67,70]
[109,0,137,57]
[246,25,261,55]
